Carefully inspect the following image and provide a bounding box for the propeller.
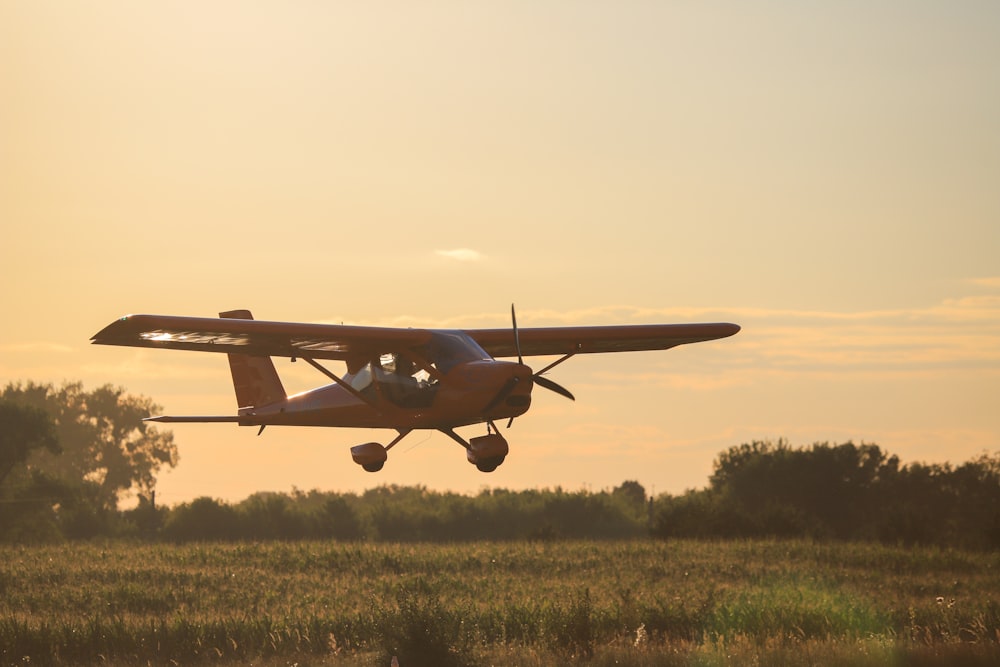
[513,304,575,402]
[485,305,576,426]
[532,374,575,400]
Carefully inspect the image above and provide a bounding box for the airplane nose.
[505,392,531,408]
[481,363,533,414]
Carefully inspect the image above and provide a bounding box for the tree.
[1,381,178,509]
[613,480,647,507]
[0,401,59,486]
[163,497,240,541]
[0,402,63,542]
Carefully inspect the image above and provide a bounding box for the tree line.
[2,381,998,547]
[153,483,650,542]
[654,439,1000,549]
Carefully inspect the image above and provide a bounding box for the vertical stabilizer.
[219,310,286,410]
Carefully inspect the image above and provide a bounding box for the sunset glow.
[2,2,997,504]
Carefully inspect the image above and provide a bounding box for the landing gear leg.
[385,429,411,452]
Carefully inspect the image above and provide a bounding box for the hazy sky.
[2,2,998,505]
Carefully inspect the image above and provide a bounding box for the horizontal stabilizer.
[144,415,243,423]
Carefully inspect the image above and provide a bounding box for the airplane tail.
[219,310,286,410]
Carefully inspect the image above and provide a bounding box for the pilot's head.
[395,355,414,375]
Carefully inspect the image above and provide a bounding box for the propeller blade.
[533,374,575,401]
[482,376,521,413]
[511,303,523,365]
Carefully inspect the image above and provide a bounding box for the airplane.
[91,308,739,473]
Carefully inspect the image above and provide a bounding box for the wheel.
[475,455,505,473]
[352,442,387,470]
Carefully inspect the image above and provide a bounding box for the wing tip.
[91,314,146,344]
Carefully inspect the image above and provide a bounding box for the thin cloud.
[0,342,74,354]
[436,248,485,262]
[968,276,1000,289]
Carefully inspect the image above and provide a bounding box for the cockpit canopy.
[346,330,492,408]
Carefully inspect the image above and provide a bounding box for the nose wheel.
[472,454,505,473]
[441,424,509,473]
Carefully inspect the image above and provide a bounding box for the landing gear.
[351,442,387,472]
[474,455,505,473]
[466,433,509,472]
[350,431,411,472]
[352,426,510,473]
[441,424,509,473]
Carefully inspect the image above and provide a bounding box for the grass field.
[2,539,1000,666]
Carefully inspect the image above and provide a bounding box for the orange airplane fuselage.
[241,358,534,430]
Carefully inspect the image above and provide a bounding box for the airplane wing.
[91,314,432,362]
[467,322,741,358]
[92,314,739,361]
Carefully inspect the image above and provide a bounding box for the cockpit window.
[342,331,488,409]
[419,330,491,374]
[348,352,438,408]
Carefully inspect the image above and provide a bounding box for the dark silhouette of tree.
[655,439,1000,549]
[1,381,178,509]
[711,440,894,538]
[318,495,366,540]
[612,480,647,515]
[0,401,59,486]
[952,454,1000,548]
[238,492,311,540]
[0,399,114,542]
[163,496,240,541]
[0,470,72,542]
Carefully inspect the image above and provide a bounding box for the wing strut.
[301,357,381,410]
[535,353,575,376]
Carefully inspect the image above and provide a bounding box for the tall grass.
[2,539,999,665]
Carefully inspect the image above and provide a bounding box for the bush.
[163,497,240,541]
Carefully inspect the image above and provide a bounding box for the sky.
[2,1,998,506]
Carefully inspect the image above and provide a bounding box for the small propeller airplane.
[91,308,739,473]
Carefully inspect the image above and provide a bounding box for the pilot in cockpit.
[390,355,418,385]
[376,354,426,406]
